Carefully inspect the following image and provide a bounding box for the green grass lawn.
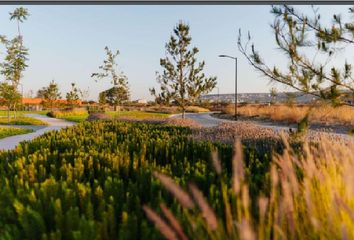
[56,111,170,123]
[0,110,48,117]
[0,116,48,126]
[59,114,89,123]
[0,126,33,139]
[0,111,49,125]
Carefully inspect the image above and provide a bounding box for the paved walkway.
[0,114,76,151]
[171,112,353,139]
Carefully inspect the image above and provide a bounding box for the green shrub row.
[0,121,273,239]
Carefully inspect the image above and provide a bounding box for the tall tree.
[9,7,29,38]
[0,82,21,122]
[150,21,217,118]
[91,47,129,111]
[39,80,61,111]
[238,5,354,106]
[66,83,81,108]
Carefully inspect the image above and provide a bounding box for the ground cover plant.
[51,109,171,123]
[48,108,89,122]
[0,126,32,139]
[0,120,278,239]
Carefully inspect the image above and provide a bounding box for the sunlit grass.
[0,127,32,139]
[0,116,47,126]
[146,136,354,239]
[223,103,354,125]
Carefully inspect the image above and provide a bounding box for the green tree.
[150,21,217,118]
[99,86,129,108]
[9,7,29,38]
[0,82,21,122]
[238,5,354,106]
[98,91,107,106]
[91,47,129,111]
[66,83,80,108]
[39,80,61,111]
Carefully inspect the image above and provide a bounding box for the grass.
[0,127,32,139]
[222,103,354,125]
[0,110,48,117]
[54,110,171,122]
[146,136,354,239]
[0,116,47,126]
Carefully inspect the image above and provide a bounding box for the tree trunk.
[7,107,10,124]
[14,102,17,119]
[181,107,185,119]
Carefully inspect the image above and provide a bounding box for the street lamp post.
[218,55,238,120]
[215,86,220,109]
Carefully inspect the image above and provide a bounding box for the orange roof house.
[21,98,82,105]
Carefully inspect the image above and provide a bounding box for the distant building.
[135,99,147,104]
[0,98,82,111]
[200,92,319,104]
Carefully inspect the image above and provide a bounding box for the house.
[0,98,82,111]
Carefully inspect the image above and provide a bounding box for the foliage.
[0,82,22,122]
[49,108,89,123]
[150,21,217,117]
[0,126,32,139]
[238,5,354,106]
[38,80,61,110]
[146,137,354,239]
[99,86,129,107]
[66,83,81,107]
[0,36,29,87]
[0,116,47,126]
[91,46,130,110]
[9,7,29,37]
[0,121,278,239]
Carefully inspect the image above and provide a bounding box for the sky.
[0,4,351,101]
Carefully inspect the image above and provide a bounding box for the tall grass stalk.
[145,137,354,239]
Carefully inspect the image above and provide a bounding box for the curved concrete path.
[171,112,353,139]
[0,114,76,151]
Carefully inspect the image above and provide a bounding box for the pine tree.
[91,47,130,111]
[238,5,354,106]
[66,83,81,108]
[150,21,217,118]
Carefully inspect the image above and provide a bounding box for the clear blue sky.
[0,5,350,101]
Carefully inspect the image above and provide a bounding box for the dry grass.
[145,136,354,239]
[223,104,354,125]
[191,122,280,145]
[185,106,210,113]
